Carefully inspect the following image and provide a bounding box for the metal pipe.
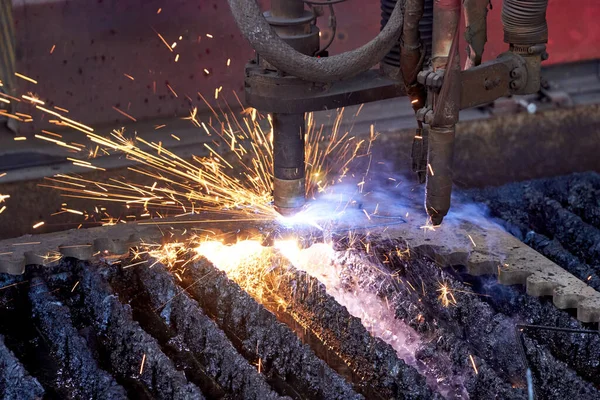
[426,126,455,225]
[426,0,461,225]
[431,0,461,70]
[267,1,310,215]
[400,0,429,183]
[271,0,304,17]
[272,113,306,215]
[463,0,490,69]
[227,0,404,82]
[400,0,425,89]
[502,0,549,45]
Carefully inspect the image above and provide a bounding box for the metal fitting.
[417,69,444,91]
[273,177,306,215]
[416,106,432,123]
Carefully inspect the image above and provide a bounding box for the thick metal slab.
[1,208,599,323]
[382,211,600,323]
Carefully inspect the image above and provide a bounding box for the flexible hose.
[502,0,548,45]
[227,0,404,83]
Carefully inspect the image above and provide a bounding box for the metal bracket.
[245,65,406,113]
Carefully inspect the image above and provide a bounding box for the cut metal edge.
[1,216,600,323]
[386,219,600,324]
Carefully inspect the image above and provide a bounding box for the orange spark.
[15,72,37,84]
[112,106,137,122]
[34,134,81,151]
[166,84,178,97]
[153,28,173,52]
[53,106,69,113]
[41,130,62,138]
[139,353,146,375]
[467,234,477,247]
[469,354,479,374]
[72,162,106,171]
[63,208,84,215]
[22,94,44,105]
[36,105,94,132]
[428,164,434,176]
[0,92,21,102]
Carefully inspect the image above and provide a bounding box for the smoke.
[280,156,503,241]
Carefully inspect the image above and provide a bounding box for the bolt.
[510,80,519,90]
[518,99,537,114]
[424,110,434,125]
[417,71,430,85]
[510,69,521,79]
[416,107,428,122]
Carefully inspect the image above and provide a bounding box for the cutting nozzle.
[272,112,306,217]
[425,126,455,226]
[273,177,305,216]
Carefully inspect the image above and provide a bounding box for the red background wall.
[11,0,600,132]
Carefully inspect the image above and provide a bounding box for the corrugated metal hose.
[227,0,405,83]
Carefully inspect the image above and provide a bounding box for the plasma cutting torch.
[228,0,549,224]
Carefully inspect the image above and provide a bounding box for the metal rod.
[514,323,600,400]
[425,0,461,225]
[271,0,305,17]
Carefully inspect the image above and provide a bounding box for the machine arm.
[229,0,549,223]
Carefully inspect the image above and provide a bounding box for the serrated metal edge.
[2,214,600,323]
[385,218,600,323]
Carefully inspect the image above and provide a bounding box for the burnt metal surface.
[234,261,440,399]
[2,228,599,398]
[0,334,44,400]
[114,262,285,400]
[470,172,600,292]
[365,239,600,399]
[28,276,128,399]
[180,259,362,400]
[2,190,600,325]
